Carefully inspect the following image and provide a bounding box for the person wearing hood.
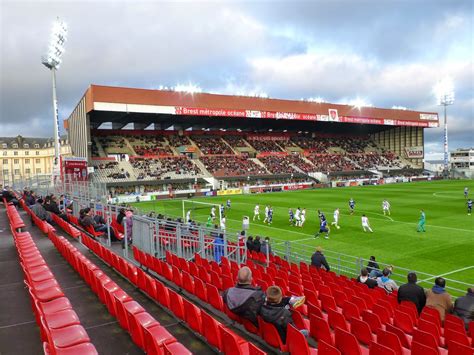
[453,287,474,329]
[425,277,453,321]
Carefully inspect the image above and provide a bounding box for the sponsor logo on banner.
[428,121,439,128]
[246,110,262,118]
[384,119,395,125]
[404,146,424,158]
[420,113,438,121]
[317,114,329,121]
[328,109,339,122]
[276,112,298,120]
[217,189,242,196]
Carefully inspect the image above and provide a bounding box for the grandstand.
[65,85,439,196]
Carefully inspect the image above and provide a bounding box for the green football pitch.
[132,180,473,288]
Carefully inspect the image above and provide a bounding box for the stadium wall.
[67,94,89,159]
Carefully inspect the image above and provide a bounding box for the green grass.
[132,180,474,290]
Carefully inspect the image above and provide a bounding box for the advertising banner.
[217,189,242,196]
[404,146,424,158]
[62,157,88,182]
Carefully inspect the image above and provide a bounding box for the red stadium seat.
[143,326,176,355]
[351,317,375,346]
[206,283,223,311]
[386,323,413,350]
[328,308,349,332]
[258,317,287,352]
[310,315,334,346]
[393,309,415,334]
[369,341,396,355]
[376,329,408,355]
[287,324,317,354]
[447,340,474,355]
[334,327,369,355]
[182,298,202,333]
[411,341,439,355]
[318,340,342,355]
[201,311,222,351]
[361,310,383,334]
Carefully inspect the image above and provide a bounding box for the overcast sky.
[1,0,472,159]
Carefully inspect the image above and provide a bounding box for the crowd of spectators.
[247,139,284,152]
[347,152,403,170]
[306,154,358,173]
[129,136,172,156]
[223,136,249,148]
[259,155,314,174]
[131,157,201,180]
[290,136,373,153]
[191,136,233,155]
[167,135,191,147]
[200,156,268,176]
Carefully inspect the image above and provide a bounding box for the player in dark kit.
[349,198,355,215]
[314,217,330,239]
[467,199,472,216]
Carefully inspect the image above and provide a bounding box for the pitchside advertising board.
[173,106,439,127]
[62,157,88,181]
[404,146,424,159]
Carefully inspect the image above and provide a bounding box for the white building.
[450,148,474,179]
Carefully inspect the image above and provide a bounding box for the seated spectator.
[26,191,36,206]
[44,195,68,220]
[311,246,330,271]
[426,277,453,321]
[2,187,18,206]
[117,208,126,225]
[253,236,261,252]
[259,286,308,343]
[213,234,224,263]
[246,236,254,251]
[356,268,377,289]
[31,198,52,222]
[376,268,398,294]
[79,208,117,240]
[367,256,381,277]
[453,287,474,329]
[397,272,426,314]
[222,266,265,326]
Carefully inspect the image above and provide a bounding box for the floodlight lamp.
[434,77,455,105]
[42,18,68,70]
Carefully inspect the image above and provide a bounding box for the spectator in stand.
[79,207,117,240]
[259,286,308,343]
[356,268,377,289]
[260,237,272,256]
[453,287,474,329]
[44,195,68,221]
[367,256,381,277]
[2,187,18,206]
[425,277,453,321]
[253,236,261,253]
[246,236,254,251]
[397,272,426,314]
[376,268,398,294]
[222,266,266,326]
[213,233,224,263]
[311,246,330,271]
[26,191,36,206]
[31,198,52,222]
[117,208,126,225]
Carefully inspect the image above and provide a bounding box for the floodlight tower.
[41,18,68,177]
[434,78,455,178]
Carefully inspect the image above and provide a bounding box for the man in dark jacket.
[453,287,474,329]
[311,246,330,271]
[246,236,254,252]
[259,286,308,343]
[222,266,265,326]
[31,199,51,222]
[253,236,261,253]
[356,268,378,289]
[397,272,426,314]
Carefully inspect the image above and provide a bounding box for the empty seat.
[351,317,375,346]
[258,317,287,352]
[287,324,317,354]
[334,327,369,355]
[201,311,222,351]
[206,283,223,311]
[369,341,396,355]
[310,315,334,346]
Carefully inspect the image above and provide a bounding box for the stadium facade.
[65,85,439,195]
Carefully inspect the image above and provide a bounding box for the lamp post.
[434,78,455,178]
[42,18,68,179]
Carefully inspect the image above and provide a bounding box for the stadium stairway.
[0,205,43,354]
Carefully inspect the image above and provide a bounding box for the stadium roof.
[68,84,439,130]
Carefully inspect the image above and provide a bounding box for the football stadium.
[2,2,473,355]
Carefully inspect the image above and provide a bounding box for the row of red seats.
[4,204,97,355]
[76,232,263,354]
[135,247,300,354]
[46,230,190,354]
[164,248,474,355]
[66,213,124,241]
[5,200,25,231]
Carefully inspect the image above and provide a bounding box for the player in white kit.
[263,205,269,223]
[361,214,373,232]
[382,200,391,216]
[330,208,340,229]
[300,208,307,227]
[220,216,226,231]
[210,206,216,221]
[294,207,302,227]
[186,210,191,223]
[253,204,260,221]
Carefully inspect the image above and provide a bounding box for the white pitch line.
[420,265,474,283]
